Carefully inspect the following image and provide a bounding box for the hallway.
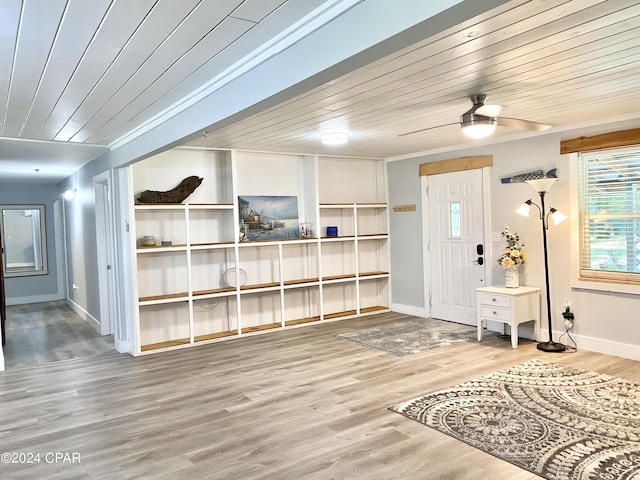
[2,301,116,369]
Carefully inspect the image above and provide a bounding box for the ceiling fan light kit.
[399,94,551,139]
[461,114,497,138]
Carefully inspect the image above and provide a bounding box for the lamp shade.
[516,201,531,217]
[525,178,557,193]
[64,188,75,200]
[550,209,567,225]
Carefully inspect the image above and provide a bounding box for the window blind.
[578,148,640,283]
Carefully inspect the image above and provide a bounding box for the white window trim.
[569,152,640,295]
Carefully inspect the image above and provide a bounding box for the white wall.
[387,117,640,360]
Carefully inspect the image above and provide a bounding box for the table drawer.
[480,305,510,321]
[479,293,510,308]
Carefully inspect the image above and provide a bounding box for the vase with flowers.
[498,224,526,287]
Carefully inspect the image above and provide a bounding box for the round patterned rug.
[390,359,640,480]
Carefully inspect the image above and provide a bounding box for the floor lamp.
[516,178,568,353]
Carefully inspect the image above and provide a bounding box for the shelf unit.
[128,148,390,354]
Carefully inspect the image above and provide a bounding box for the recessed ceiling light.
[320,131,349,145]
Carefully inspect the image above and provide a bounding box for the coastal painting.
[238,195,300,241]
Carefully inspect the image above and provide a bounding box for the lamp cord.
[558,326,577,352]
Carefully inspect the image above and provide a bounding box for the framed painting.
[238,196,300,241]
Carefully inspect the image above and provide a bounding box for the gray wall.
[387,162,425,309]
[0,183,61,302]
[59,152,112,329]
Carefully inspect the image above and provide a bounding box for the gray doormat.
[390,359,640,480]
[337,317,477,356]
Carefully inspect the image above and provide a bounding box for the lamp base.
[536,341,567,353]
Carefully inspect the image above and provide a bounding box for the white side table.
[476,285,541,348]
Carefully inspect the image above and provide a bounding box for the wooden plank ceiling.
[187,0,640,158]
[1,0,640,180]
[0,0,325,145]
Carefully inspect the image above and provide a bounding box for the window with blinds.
[578,147,640,283]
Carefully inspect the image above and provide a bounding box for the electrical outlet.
[562,305,574,329]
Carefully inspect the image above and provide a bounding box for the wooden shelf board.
[320,236,355,240]
[283,278,319,286]
[360,306,389,314]
[285,316,320,326]
[188,203,234,208]
[322,274,356,282]
[135,203,184,209]
[137,244,187,251]
[278,237,313,243]
[139,292,189,303]
[319,203,354,208]
[357,233,388,238]
[359,271,389,277]
[240,282,281,291]
[194,330,238,342]
[324,309,357,320]
[190,241,235,248]
[242,323,282,334]
[241,237,306,244]
[319,203,387,208]
[141,338,190,351]
[193,287,235,296]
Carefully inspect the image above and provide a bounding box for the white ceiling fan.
[400,94,552,138]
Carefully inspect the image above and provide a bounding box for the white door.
[428,169,485,325]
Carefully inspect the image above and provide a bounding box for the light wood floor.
[1,311,638,480]
[2,301,115,368]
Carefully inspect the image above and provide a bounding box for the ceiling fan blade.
[497,117,551,131]
[398,122,458,137]
[475,104,502,117]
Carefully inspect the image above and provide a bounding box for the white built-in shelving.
[128,149,389,354]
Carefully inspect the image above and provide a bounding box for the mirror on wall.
[1,205,48,277]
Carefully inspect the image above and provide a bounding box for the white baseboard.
[540,329,640,362]
[67,298,101,334]
[6,293,65,306]
[390,303,426,318]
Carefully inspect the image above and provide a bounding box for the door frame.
[420,157,493,319]
[94,171,117,336]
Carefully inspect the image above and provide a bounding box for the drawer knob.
[493,310,497,315]
[492,297,497,302]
